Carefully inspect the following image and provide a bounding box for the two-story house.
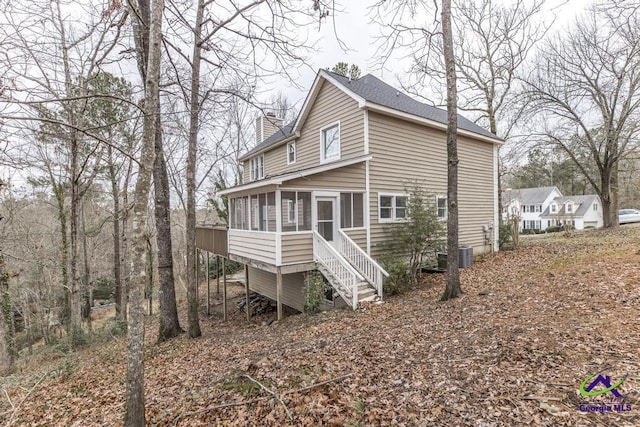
[198,69,502,315]
[503,186,603,231]
[502,187,563,231]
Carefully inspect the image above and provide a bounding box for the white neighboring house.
[540,195,603,230]
[502,186,563,232]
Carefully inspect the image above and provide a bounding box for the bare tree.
[125,0,164,423]
[440,0,462,300]
[0,0,128,345]
[522,2,640,227]
[162,0,321,337]
[130,0,184,342]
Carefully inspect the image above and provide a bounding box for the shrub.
[303,270,330,313]
[545,225,561,233]
[379,182,446,284]
[380,257,412,296]
[498,223,512,249]
[521,229,535,235]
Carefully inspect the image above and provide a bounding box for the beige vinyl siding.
[281,233,313,264]
[281,163,365,190]
[265,81,365,177]
[343,228,367,251]
[247,267,305,312]
[368,112,496,257]
[228,230,276,264]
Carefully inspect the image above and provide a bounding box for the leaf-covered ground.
[3,225,640,426]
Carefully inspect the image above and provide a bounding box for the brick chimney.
[256,112,284,144]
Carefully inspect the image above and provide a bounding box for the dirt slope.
[3,226,640,426]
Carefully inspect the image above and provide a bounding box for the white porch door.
[316,196,338,244]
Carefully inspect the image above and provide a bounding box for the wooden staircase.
[313,231,388,309]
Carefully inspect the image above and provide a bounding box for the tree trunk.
[185,0,205,338]
[154,115,183,342]
[81,202,92,331]
[69,133,83,345]
[108,145,124,320]
[0,250,13,374]
[125,0,164,424]
[600,168,614,228]
[441,0,462,301]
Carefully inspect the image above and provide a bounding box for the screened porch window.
[230,192,274,231]
[340,193,364,228]
[281,191,312,232]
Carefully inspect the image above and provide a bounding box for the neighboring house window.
[594,203,598,211]
[250,155,264,181]
[567,203,573,213]
[437,196,447,220]
[340,193,364,228]
[379,194,408,222]
[320,122,340,162]
[281,191,312,232]
[287,141,296,164]
[550,204,557,213]
[535,205,542,213]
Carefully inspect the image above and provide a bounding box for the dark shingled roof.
[503,187,560,205]
[241,70,500,160]
[540,195,599,218]
[241,121,295,160]
[327,71,498,139]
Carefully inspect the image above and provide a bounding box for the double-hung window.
[437,196,447,220]
[379,194,408,222]
[250,155,264,181]
[287,142,296,164]
[320,122,340,163]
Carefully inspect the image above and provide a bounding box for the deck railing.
[195,225,228,257]
[337,230,388,298]
[313,231,363,309]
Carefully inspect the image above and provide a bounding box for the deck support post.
[244,264,250,322]
[222,257,227,321]
[276,267,283,321]
[216,255,220,294]
[195,249,199,303]
[206,252,210,315]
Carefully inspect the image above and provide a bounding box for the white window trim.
[287,141,296,165]
[249,155,264,181]
[378,192,409,223]
[286,199,296,224]
[436,195,448,221]
[319,121,341,164]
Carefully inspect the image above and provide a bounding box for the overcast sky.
[274,0,587,111]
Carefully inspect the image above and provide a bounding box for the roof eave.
[238,131,300,161]
[218,154,373,196]
[360,101,504,145]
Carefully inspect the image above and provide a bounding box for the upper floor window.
[550,203,557,213]
[594,203,598,211]
[250,155,264,181]
[566,203,573,213]
[287,141,296,164]
[379,193,408,222]
[437,196,447,220]
[320,122,340,163]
